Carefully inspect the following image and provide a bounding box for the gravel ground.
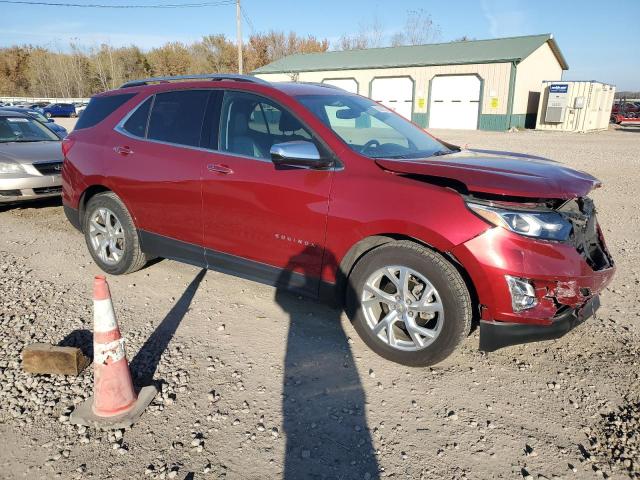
[1,122,639,479]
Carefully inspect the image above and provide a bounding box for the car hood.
[375,149,601,199]
[0,141,63,165]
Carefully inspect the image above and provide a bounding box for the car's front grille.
[33,186,62,195]
[560,197,613,271]
[33,161,63,175]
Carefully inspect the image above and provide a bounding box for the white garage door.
[429,75,481,130]
[370,77,413,120]
[322,78,359,94]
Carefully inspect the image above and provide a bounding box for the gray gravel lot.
[1,122,639,479]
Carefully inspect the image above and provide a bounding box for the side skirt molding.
[139,230,337,301]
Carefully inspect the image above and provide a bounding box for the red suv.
[62,74,615,366]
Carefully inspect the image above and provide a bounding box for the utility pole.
[236,0,243,74]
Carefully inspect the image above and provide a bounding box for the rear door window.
[75,93,135,130]
[147,90,210,148]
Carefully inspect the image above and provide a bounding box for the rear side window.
[147,90,210,147]
[75,93,135,130]
[122,97,152,138]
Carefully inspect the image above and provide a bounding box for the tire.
[83,192,149,275]
[346,240,472,367]
[45,112,52,119]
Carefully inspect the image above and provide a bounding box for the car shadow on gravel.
[129,268,207,389]
[0,196,62,212]
[275,248,380,480]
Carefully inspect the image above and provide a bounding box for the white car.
[76,103,88,116]
[0,111,63,203]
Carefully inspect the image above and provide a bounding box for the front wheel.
[83,192,149,275]
[45,112,52,119]
[346,241,472,367]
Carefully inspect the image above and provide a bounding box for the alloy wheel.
[88,207,125,265]
[361,265,444,351]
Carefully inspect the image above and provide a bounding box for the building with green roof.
[254,34,568,131]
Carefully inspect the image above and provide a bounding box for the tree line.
[0,9,443,98]
[0,31,329,98]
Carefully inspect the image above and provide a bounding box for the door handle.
[207,163,233,174]
[113,146,134,156]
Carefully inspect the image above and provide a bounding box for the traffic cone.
[70,275,156,429]
[92,275,137,416]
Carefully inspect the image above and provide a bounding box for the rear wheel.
[83,192,149,275]
[346,241,472,366]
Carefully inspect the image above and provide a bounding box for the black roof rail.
[120,73,269,89]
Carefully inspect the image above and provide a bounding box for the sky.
[0,0,639,90]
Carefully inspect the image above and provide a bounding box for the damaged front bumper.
[479,295,600,352]
[451,218,615,352]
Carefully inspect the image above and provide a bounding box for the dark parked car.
[30,102,50,109]
[62,74,615,366]
[41,103,76,118]
[0,111,63,203]
[0,107,68,138]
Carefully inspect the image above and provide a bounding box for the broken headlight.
[467,202,572,241]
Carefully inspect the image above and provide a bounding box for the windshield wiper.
[380,150,457,159]
[430,148,459,157]
[378,154,412,159]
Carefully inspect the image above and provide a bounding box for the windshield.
[0,116,59,143]
[296,94,453,159]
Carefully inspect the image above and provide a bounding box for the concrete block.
[70,385,157,430]
[22,343,90,375]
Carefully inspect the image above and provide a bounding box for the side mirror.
[270,141,333,169]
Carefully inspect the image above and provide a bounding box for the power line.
[0,0,235,8]
[240,4,254,33]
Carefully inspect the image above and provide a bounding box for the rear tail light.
[61,136,76,157]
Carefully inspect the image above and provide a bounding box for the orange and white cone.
[92,275,137,416]
[71,275,156,428]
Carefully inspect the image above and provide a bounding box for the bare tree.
[394,9,441,46]
[91,44,112,92]
[340,9,443,49]
[192,34,237,73]
[147,42,192,76]
[245,31,327,71]
[337,14,385,50]
[27,48,53,97]
[390,32,405,47]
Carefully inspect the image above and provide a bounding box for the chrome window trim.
[112,88,342,170]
